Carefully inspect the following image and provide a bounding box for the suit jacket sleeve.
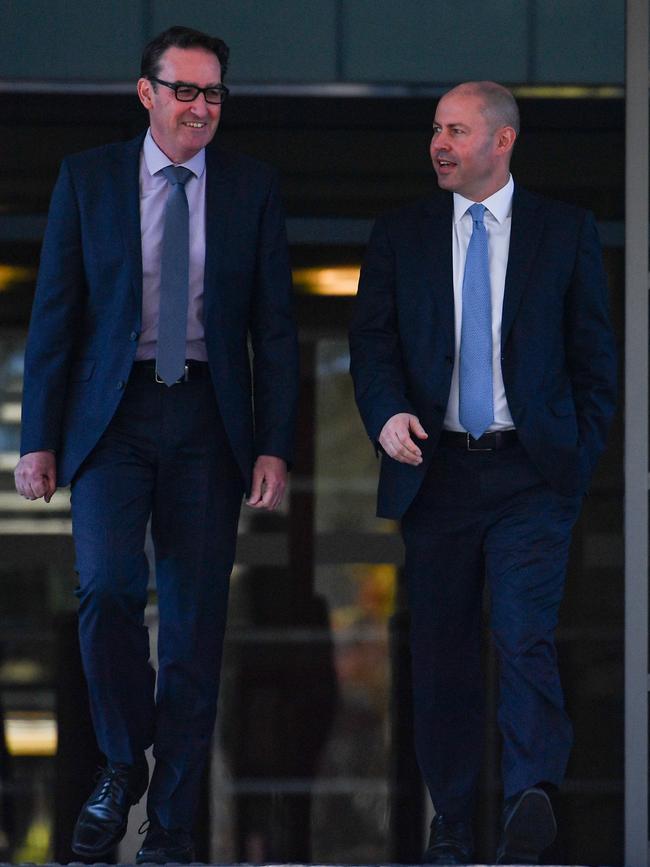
[565,210,617,477]
[21,159,85,456]
[249,171,299,463]
[349,215,415,443]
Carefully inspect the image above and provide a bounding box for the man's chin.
[178,128,216,157]
[435,174,456,192]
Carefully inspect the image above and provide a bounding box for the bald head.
[443,81,520,137]
[430,80,518,201]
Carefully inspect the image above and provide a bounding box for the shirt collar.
[453,174,514,225]
[143,128,206,179]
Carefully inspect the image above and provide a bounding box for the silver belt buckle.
[466,432,493,451]
[155,364,189,384]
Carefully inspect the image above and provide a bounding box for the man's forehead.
[434,92,485,124]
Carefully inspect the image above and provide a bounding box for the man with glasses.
[15,25,298,864]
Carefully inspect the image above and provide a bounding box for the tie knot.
[468,203,486,224]
[162,165,193,187]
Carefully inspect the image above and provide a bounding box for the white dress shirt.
[443,175,515,432]
[136,128,208,362]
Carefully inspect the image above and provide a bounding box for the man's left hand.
[246,455,288,510]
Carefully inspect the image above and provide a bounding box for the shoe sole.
[422,853,471,865]
[499,788,556,862]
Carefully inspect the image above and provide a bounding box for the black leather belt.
[438,429,518,451]
[130,360,210,383]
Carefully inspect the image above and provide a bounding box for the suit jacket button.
[129,331,138,341]
[117,380,125,389]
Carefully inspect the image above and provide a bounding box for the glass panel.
[0,89,626,865]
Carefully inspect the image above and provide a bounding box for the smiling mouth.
[436,158,456,168]
[183,121,207,129]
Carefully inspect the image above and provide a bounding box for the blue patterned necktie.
[459,203,494,439]
[156,165,193,386]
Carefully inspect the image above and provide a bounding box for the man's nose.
[432,132,450,151]
[189,95,210,114]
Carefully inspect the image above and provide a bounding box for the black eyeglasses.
[149,76,229,105]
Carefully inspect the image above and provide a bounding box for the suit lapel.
[204,145,235,311]
[501,185,544,346]
[418,194,455,348]
[111,133,145,313]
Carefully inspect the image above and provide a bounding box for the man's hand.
[379,413,428,465]
[246,455,288,510]
[14,451,57,502]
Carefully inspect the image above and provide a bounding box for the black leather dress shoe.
[422,813,474,864]
[136,822,194,864]
[71,758,149,857]
[496,786,557,864]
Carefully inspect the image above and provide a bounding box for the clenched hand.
[15,450,57,502]
[246,454,288,510]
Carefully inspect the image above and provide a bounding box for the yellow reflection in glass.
[293,266,360,296]
[511,85,623,99]
[4,712,58,756]
[0,265,36,292]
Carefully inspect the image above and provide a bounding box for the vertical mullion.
[625,0,649,864]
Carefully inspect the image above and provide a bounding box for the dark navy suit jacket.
[20,132,299,491]
[349,185,617,518]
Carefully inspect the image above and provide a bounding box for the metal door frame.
[625,1,649,864]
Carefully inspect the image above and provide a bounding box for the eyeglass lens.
[176,85,226,104]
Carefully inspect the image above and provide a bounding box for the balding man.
[350,82,616,864]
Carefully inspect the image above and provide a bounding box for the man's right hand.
[14,451,57,502]
[379,413,428,465]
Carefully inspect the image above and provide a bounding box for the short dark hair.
[140,25,230,82]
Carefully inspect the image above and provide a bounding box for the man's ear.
[497,125,517,155]
[137,77,153,110]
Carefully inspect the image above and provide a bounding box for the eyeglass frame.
[148,76,230,105]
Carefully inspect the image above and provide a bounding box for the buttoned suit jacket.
[20,131,299,491]
[349,185,617,519]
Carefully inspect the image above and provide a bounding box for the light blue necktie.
[459,203,494,439]
[156,165,193,386]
